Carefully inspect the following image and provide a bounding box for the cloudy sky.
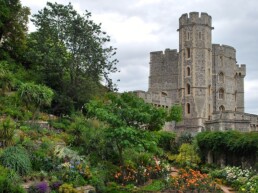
[20,0,258,115]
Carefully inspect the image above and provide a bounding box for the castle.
[135,12,258,133]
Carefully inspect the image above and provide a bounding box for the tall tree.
[86,92,168,168]
[26,2,118,114]
[0,0,30,60]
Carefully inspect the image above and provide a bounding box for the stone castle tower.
[136,12,258,133]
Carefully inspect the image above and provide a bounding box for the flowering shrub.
[28,181,49,193]
[114,157,170,185]
[169,169,222,192]
[212,166,257,191]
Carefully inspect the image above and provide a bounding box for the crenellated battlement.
[150,49,178,62]
[212,44,236,59]
[179,12,212,28]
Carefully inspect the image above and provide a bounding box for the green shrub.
[175,143,201,168]
[0,117,16,147]
[0,165,26,193]
[155,131,176,152]
[0,145,32,175]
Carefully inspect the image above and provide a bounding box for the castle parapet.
[212,44,236,60]
[179,12,212,28]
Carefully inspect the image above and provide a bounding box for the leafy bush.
[0,117,16,147]
[0,165,26,193]
[0,145,32,175]
[175,143,201,168]
[213,166,257,190]
[58,183,78,193]
[239,175,258,193]
[28,181,49,193]
[169,169,222,192]
[154,131,176,152]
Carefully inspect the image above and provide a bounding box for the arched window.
[219,105,225,112]
[187,103,190,114]
[186,84,191,95]
[218,72,224,83]
[187,67,190,76]
[218,88,224,99]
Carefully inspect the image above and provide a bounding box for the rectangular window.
[187,32,190,40]
[198,31,202,40]
[187,48,190,58]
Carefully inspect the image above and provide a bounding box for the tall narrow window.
[208,85,211,96]
[187,67,190,76]
[220,56,223,66]
[187,103,190,114]
[187,84,191,95]
[187,48,191,58]
[218,72,224,83]
[198,31,202,40]
[219,88,224,99]
[187,31,190,40]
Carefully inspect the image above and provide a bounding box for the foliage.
[28,181,49,193]
[25,1,118,114]
[0,63,15,95]
[175,143,201,168]
[86,92,167,131]
[54,145,85,163]
[17,82,54,120]
[167,104,183,123]
[210,166,257,191]
[0,145,31,175]
[0,117,16,147]
[154,131,176,152]
[196,131,258,167]
[196,131,258,154]
[86,92,168,169]
[169,169,222,192]
[0,0,30,60]
[0,165,26,193]
[239,174,258,193]
[58,183,78,193]
[114,155,170,185]
[141,179,166,191]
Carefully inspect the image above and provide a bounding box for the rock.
[76,185,96,193]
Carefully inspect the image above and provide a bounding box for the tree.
[0,0,30,60]
[17,82,54,120]
[26,2,118,113]
[86,92,168,168]
[167,104,183,123]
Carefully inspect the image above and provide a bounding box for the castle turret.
[148,49,179,102]
[178,12,214,131]
[236,64,246,112]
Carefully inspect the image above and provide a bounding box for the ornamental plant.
[0,145,32,175]
[169,169,222,192]
[212,166,257,191]
[239,175,258,193]
[114,156,170,185]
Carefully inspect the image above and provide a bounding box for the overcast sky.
[20,0,258,115]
